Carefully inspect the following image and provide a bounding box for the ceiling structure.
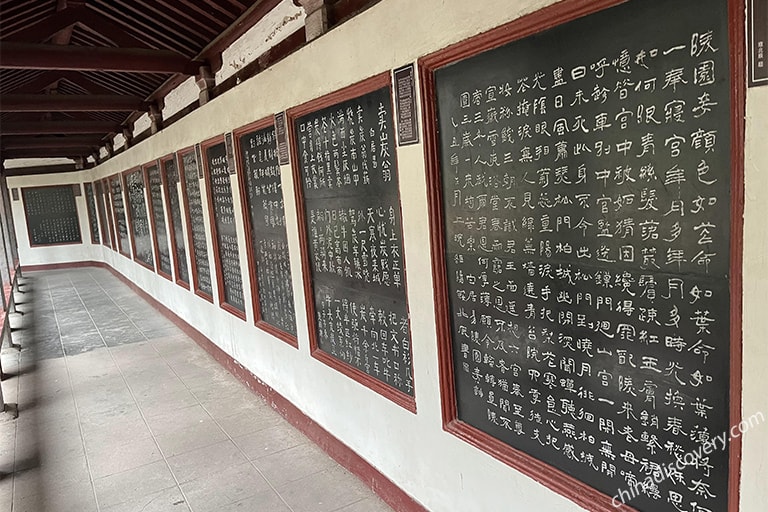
[0,0,365,171]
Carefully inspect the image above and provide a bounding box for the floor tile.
[233,423,310,460]
[145,404,209,434]
[100,486,191,512]
[166,439,247,483]
[93,460,177,509]
[275,466,372,512]
[87,435,163,478]
[154,418,229,457]
[218,488,292,512]
[215,406,284,438]
[178,462,271,512]
[256,442,337,488]
[336,496,394,512]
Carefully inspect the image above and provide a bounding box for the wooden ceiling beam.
[0,120,120,135]
[1,147,95,159]
[0,43,202,74]
[7,70,115,95]
[5,5,151,48]
[0,135,104,150]
[0,94,146,112]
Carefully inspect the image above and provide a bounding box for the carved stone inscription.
[295,86,414,396]
[206,141,245,312]
[182,151,213,296]
[240,125,297,336]
[126,169,154,268]
[163,158,190,285]
[147,164,172,276]
[433,0,731,510]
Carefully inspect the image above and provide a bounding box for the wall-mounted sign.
[393,63,419,145]
[749,0,767,86]
[274,111,290,165]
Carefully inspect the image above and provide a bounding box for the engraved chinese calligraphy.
[95,181,110,247]
[205,140,245,313]
[294,85,414,397]
[163,157,190,285]
[23,185,82,246]
[84,182,100,244]
[110,176,130,254]
[146,163,173,276]
[430,0,731,510]
[126,169,154,268]
[181,150,213,297]
[239,124,297,337]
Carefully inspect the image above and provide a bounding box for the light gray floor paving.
[0,268,394,512]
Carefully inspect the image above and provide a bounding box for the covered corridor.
[0,268,392,512]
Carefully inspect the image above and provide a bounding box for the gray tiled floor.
[0,268,394,512]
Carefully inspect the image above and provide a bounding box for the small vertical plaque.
[274,111,290,165]
[72,183,82,196]
[194,143,204,178]
[225,132,237,174]
[749,0,768,86]
[11,188,19,201]
[393,63,419,145]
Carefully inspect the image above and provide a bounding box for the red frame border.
[200,134,247,320]
[101,178,116,251]
[21,184,83,248]
[122,167,154,271]
[417,1,746,511]
[233,116,299,348]
[287,72,417,413]
[160,153,191,290]
[142,160,173,281]
[177,145,214,303]
[83,182,99,245]
[108,174,131,258]
[94,180,111,249]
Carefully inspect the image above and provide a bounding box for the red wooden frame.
[160,153,191,290]
[122,167,154,271]
[142,159,173,281]
[102,178,116,251]
[177,145,214,303]
[83,182,99,245]
[94,180,111,249]
[21,185,83,248]
[417,1,746,511]
[108,174,131,258]
[233,116,298,347]
[287,72,416,412]
[200,134,247,320]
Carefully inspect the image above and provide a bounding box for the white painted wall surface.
[6,1,767,511]
[216,0,305,83]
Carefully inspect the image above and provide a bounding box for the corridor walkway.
[0,268,394,512]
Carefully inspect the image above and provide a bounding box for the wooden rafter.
[1,94,146,112]
[0,43,201,74]
[5,5,151,48]
[0,135,104,150]
[0,120,119,136]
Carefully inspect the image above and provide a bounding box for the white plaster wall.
[6,1,767,511]
[739,84,768,512]
[216,0,305,83]
[162,76,199,121]
[3,158,75,169]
